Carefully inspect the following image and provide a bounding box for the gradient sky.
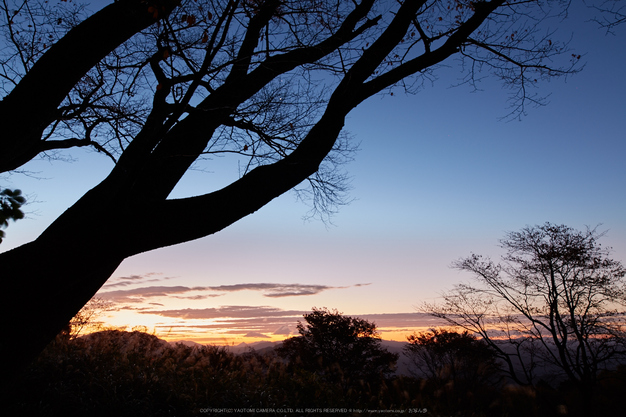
[1,1,625,345]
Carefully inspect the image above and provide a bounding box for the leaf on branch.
[148,6,159,19]
[0,188,26,243]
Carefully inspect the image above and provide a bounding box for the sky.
[1,1,625,345]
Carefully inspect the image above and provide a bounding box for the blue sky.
[1,1,625,344]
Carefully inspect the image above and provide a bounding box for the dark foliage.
[405,329,500,382]
[0,187,25,243]
[5,325,626,416]
[404,329,502,414]
[7,327,402,416]
[276,307,398,386]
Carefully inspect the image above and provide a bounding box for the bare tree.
[65,297,114,340]
[0,0,588,378]
[425,223,626,406]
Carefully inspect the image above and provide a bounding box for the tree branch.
[38,138,117,163]
[0,0,180,173]
[357,0,506,102]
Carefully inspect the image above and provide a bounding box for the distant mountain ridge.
[170,338,414,375]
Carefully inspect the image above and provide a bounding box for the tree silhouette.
[425,223,626,414]
[0,0,588,376]
[404,328,500,385]
[276,307,398,385]
[404,328,501,412]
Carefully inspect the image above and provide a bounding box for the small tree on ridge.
[277,307,398,385]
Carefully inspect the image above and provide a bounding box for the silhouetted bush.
[403,328,503,414]
[276,308,398,388]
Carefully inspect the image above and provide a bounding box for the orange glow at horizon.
[82,311,440,346]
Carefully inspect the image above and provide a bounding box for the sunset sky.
[1,1,625,345]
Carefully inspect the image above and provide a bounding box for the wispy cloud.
[273,326,292,335]
[117,306,154,311]
[172,294,222,300]
[101,272,174,289]
[358,313,447,331]
[144,306,306,337]
[119,274,155,281]
[95,281,429,342]
[141,305,307,320]
[98,286,209,303]
[97,282,368,303]
[207,283,352,297]
[101,281,140,289]
[140,308,440,340]
[244,332,270,339]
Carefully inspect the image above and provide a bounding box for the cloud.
[117,306,154,311]
[172,294,223,300]
[97,282,368,304]
[145,310,445,341]
[141,305,307,320]
[358,313,446,329]
[273,325,292,335]
[138,307,438,331]
[141,306,307,336]
[101,281,139,289]
[244,332,270,338]
[101,272,173,289]
[98,286,209,303]
[119,274,155,281]
[206,282,364,298]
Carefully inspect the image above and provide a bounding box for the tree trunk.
[0,225,125,380]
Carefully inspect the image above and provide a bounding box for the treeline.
[5,308,626,416]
